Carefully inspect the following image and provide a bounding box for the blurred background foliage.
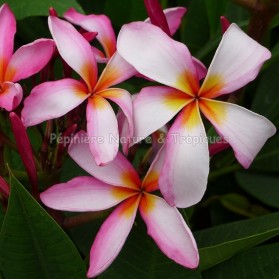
[0,0,279,278]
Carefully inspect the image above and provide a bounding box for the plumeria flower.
[117,22,277,208]
[22,16,136,165]
[41,131,199,278]
[0,3,54,111]
[64,7,187,63]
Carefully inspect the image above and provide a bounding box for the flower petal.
[88,195,140,278]
[164,7,186,35]
[64,8,116,59]
[140,194,199,268]
[0,4,16,82]
[94,51,137,92]
[40,176,137,212]
[144,0,171,36]
[220,16,230,34]
[0,176,9,198]
[48,16,97,91]
[92,46,108,63]
[117,94,138,154]
[0,82,22,111]
[199,98,276,168]
[5,39,55,82]
[145,7,187,36]
[193,57,207,80]
[159,101,209,208]
[132,86,192,144]
[117,22,199,96]
[86,96,119,165]
[117,111,129,155]
[199,24,271,98]
[21,78,88,126]
[142,145,166,192]
[150,126,168,161]
[98,88,133,145]
[68,131,141,189]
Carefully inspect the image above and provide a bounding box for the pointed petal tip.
[200,23,271,98]
[165,191,206,209]
[200,99,277,170]
[220,16,230,34]
[21,79,88,127]
[163,7,187,36]
[238,121,276,169]
[5,38,55,83]
[185,255,199,270]
[49,7,58,17]
[140,194,199,269]
[225,24,271,61]
[48,15,98,89]
[86,268,101,278]
[64,7,116,58]
[88,196,139,278]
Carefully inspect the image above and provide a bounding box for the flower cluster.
[0,2,276,278]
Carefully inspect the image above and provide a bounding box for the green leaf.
[104,0,147,31]
[204,0,228,37]
[252,61,279,127]
[195,211,279,271]
[77,0,105,15]
[271,13,279,28]
[17,17,50,44]
[60,156,89,183]
[268,42,279,68]
[68,217,104,257]
[224,2,249,23]
[250,134,279,173]
[203,243,279,278]
[0,172,86,279]
[220,193,269,218]
[220,194,250,213]
[180,0,210,54]
[0,0,84,19]
[99,218,202,279]
[236,172,279,209]
[0,204,4,231]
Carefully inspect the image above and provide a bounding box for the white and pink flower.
[41,131,199,278]
[22,16,136,166]
[117,22,276,208]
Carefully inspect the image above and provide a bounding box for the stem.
[247,3,274,41]
[233,0,279,42]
